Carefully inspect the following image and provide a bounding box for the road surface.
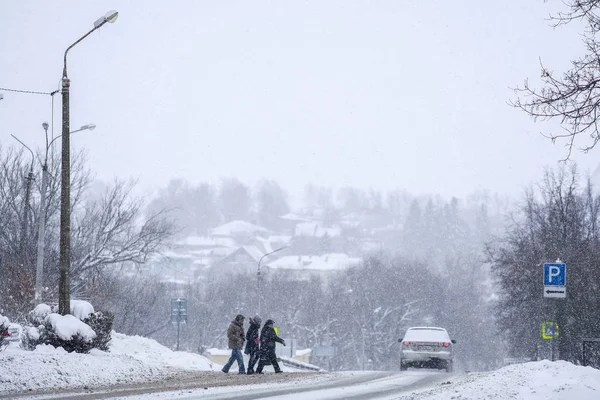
[9,369,450,400]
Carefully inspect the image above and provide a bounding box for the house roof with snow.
[264,253,361,271]
[210,220,270,237]
[175,236,235,248]
[295,222,341,238]
[279,213,315,222]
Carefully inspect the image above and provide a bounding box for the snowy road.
[9,370,449,400]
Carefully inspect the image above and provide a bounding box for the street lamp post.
[11,135,35,262]
[257,245,289,315]
[59,10,117,315]
[35,122,95,305]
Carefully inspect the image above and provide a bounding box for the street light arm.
[257,245,290,273]
[63,26,102,78]
[11,134,35,171]
[47,124,95,150]
[62,11,118,78]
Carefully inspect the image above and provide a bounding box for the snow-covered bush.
[21,301,113,353]
[42,313,97,353]
[0,313,9,350]
[83,311,114,351]
[21,303,56,350]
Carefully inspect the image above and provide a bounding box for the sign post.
[543,262,566,299]
[170,298,188,351]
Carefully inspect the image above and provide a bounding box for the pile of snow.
[0,331,216,395]
[109,332,216,371]
[400,360,600,400]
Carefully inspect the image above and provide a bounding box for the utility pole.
[11,135,35,268]
[59,10,118,315]
[34,123,50,304]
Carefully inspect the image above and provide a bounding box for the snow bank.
[400,360,600,400]
[0,331,216,395]
[109,332,217,371]
[0,342,162,393]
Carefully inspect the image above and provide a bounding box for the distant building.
[262,253,361,281]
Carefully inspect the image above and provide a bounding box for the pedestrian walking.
[221,314,246,374]
[245,315,262,375]
[256,319,286,374]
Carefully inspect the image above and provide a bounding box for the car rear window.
[404,328,450,342]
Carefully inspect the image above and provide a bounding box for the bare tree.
[69,179,176,298]
[0,144,174,316]
[512,1,600,157]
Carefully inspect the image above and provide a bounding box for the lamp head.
[94,10,119,28]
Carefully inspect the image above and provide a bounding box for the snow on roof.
[211,220,269,236]
[161,250,194,260]
[267,235,292,243]
[45,314,96,342]
[279,213,315,222]
[70,300,94,321]
[175,236,235,248]
[241,245,264,262]
[264,253,361,271]
[295,222,341,237]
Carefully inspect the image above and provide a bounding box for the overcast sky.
[1,1,598,202]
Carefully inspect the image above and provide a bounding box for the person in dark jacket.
[221,314,246,374]
[256,319,286,374]
[244,315,262,375]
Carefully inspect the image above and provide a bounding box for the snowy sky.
[1,1,599,200]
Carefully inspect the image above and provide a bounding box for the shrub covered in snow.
[0,313,9,350]
[83,311,114,351]
[21,302,113,353]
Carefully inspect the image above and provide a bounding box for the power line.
[0,87,58,96]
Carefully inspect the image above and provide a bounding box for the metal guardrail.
[278,356,324,371]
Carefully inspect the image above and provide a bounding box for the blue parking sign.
[543,263,566,286]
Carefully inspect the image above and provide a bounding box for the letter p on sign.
[543,263,566,286]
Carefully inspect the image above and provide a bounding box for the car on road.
[398,326,456,372]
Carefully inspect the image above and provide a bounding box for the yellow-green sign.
[542,322,560,340]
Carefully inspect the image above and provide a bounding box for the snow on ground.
[395,360,600,400]
[0,331,217,394]
[3,332,600,400]
[108,332,217,371]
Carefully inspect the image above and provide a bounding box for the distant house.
[294,222,341,238]
[210,220,272,243]
[207,245,264,276]
[262,253,361,281]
